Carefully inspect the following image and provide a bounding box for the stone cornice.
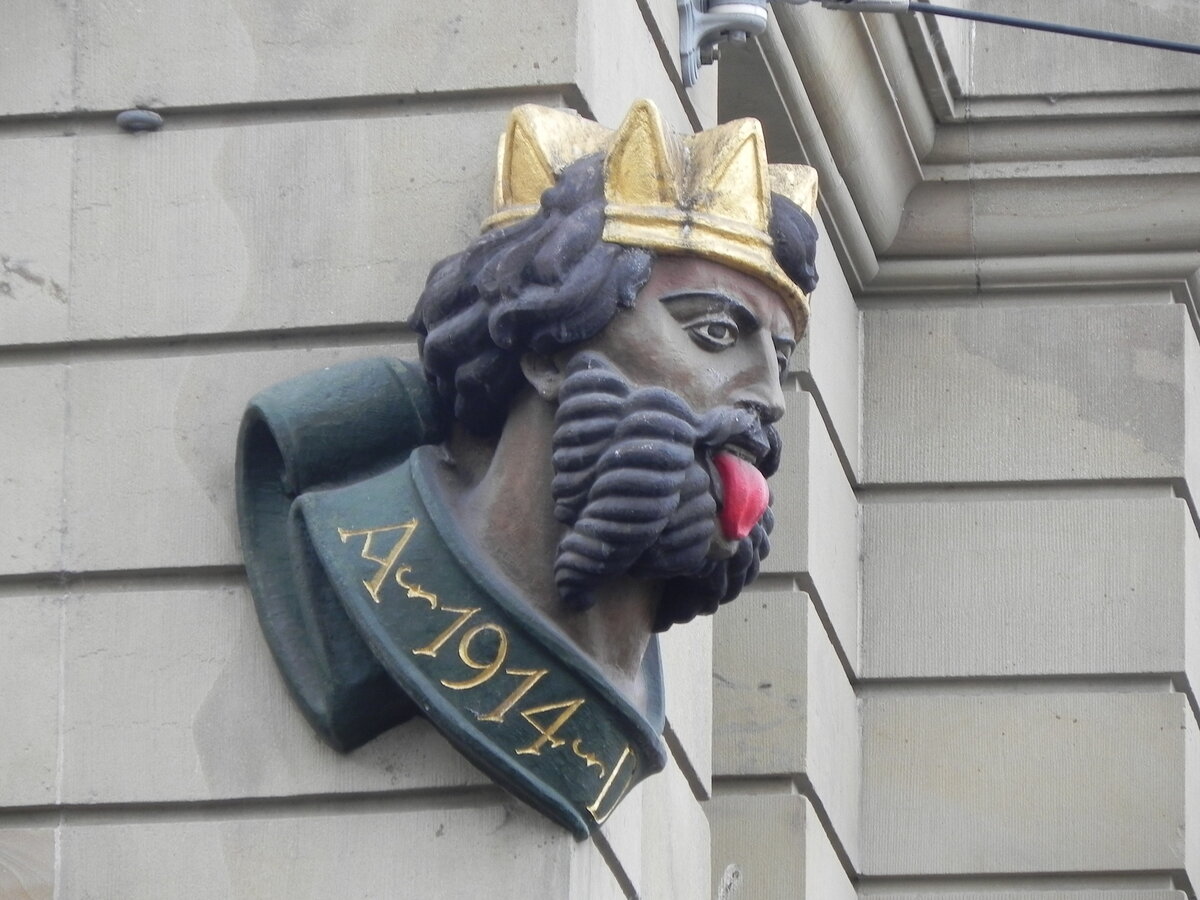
[721,5,1200,322]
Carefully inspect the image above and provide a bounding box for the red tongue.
[712,452,769,541]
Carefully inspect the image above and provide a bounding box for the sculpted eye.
[687,317,739,351]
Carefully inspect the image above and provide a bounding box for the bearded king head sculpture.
[236,99,819,837]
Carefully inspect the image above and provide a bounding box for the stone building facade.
[1,1,1197,897]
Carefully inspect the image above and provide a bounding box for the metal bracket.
[676,0,919,88]
[677,0,770,87]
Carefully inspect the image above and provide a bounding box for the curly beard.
[550,351,780,631]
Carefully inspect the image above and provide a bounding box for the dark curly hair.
[410,153,819,434]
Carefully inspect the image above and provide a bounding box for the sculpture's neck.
[434,389,657,712]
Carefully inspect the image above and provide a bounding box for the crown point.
[605,99,680,208]
[505,113,557,207]
[688,120,770,232]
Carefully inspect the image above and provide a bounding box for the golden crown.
[482,99,819,332]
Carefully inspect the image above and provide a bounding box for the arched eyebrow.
[659,290,760,334]
[660,290,795,363]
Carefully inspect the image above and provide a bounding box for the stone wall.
[0,2,721,896]
[714,2,1200,898]
[2,1,1198,898]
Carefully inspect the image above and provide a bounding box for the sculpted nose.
[733,338,787,425]
[738,388,785,426]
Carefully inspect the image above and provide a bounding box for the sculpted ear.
[519,352,565,401]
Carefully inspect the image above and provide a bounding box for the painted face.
[547,255,791,621]
[578,256,795,423]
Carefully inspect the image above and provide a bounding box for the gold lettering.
[571,738,606,778]
[515,698,585,756]
[477,668,549,723]
[395,565,438,608]
[412,605,480,657]
[586,746,636,824]
[338,520,420,605]
[441,623,509,690]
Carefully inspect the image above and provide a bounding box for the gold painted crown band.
[601,206,809,329]
[483,99,819,331]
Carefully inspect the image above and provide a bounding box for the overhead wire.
[807,0,1200,56]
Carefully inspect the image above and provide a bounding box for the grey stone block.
[59,0,712,131]
[1188,333,1199,509]
[593,778,644,893]
[861,691,1198,877]
[893,175,1200,257]
[963,1,1200,98]
[863,304,1192,486]
[660,615,712,795]
[49,581,646,888]
[0,365,67,575]
[639,756,711,900]
[72,0,576,111]
[715,591,807,776]
[58,801,626,899]
[708,793,855,900]
[0,829,54,900]
[66,112,501,344]
[862,495,1199,680]
[803,209,861,478]
[58,584,487,805]
[59,342,401,572]
[764,392,860,667]
[0,0,72,115]
[713,590,860,866]
[0,138,73,344]
[0,597,60,807]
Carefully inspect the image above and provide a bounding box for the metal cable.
[807,0,1200,56]
[912,2,1200,56]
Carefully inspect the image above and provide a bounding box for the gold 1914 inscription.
[337,520,638,823]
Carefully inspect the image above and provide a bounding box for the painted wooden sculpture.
[236,99,819,837]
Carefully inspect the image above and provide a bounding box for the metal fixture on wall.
[677,0,769,87]
[680,0,1200,88]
